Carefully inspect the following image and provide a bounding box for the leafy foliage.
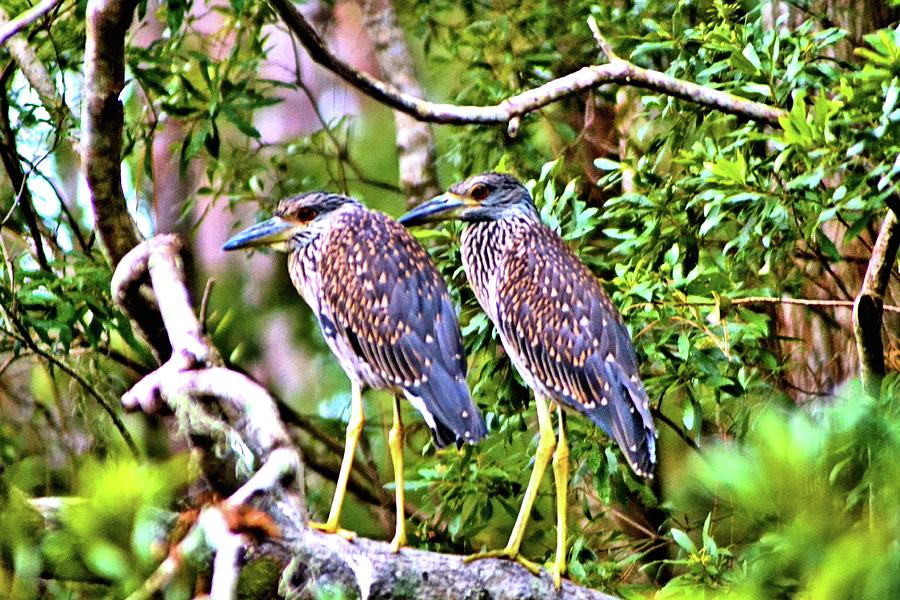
[663,379,900,599]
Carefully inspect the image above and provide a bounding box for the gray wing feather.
[495,224,656,475]
[319,210,486,447]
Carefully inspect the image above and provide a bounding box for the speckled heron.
[400,173,656,585]
[223,192,487,550]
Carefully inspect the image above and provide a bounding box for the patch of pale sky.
[11,66,158,256]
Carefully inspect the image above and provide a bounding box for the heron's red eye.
[470,183,490,201]
[295,207,317,221]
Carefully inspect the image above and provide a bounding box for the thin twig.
[628,295,900,314]
[650,407,702,454]
[0,72,50,270]
[199,278,215,335]
[31,168,92,257]
[0,319,139,455]
[268,0,785,127]
[586,16,617,61]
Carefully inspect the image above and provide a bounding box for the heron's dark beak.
[222,216,295,250]
[398,193,470,226]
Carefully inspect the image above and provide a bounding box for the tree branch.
[112,235,304,598]
[853,209,900,399]
[629,295,900,314]
[358,0,441,205]
[0,0,60,47]
[0,5,70,124]
[82,0,171,360]
[269,0,785,129]
[82,0,141,262]
[280,529,620,600]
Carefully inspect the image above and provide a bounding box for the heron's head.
[398,173,536,226]
[222,192,359,253]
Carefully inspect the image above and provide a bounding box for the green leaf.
[682,400,695,431]
[671,528,696,554]
[223,108,261,139]
[816,227,842,263]
[594,158,622,171]
[742,43,762,71]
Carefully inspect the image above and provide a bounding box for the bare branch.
[82,0,141,263]
[82,0,172,359]
[206,508,247,599]
[199,277,215,335]
[112,236,209,368]
[587,16,618,61]
[359,0,441,205]
[628,295,900,314]
[281,529,620,600]
[650,407,702,454]
[853,209,900,398]
[269,0,785,127]
[0,0,61,47]
[124,508,211,600]
[112,234,307,595]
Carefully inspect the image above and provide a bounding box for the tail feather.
[405,365,487,448]
[580,360,656,478]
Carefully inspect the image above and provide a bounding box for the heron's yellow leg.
[388,395,407,552]
[552,407,569,589]
[309,380,363,540]
[465,395,555,575]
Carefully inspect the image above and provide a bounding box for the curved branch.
[82,0,141,262]
[113,235,305,598]
[82,0,172,359]
[269,0,785,128]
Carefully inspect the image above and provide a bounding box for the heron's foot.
[551,560,567,590]
[308,520,356,541]
[464,548,542,575]
[389,531,407,553]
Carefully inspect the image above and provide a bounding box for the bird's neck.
[287,232,325,309]
[460,216,531,315]
[285,207,363,309]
